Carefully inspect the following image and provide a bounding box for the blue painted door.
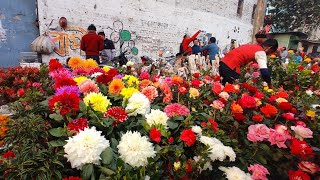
[0,0,39,67]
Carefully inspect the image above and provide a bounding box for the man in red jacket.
[219,39,278,87]
[80,24,104,64]
[180,30,202,55]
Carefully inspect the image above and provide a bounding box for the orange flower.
[139,79,152,90]
[260,104,278,118]
[68,57,84,70]
[231,102,243,114]
[0,115,10,139]
[172,75,184,85]
[153,82,161,89]
[108,79,125,95]
[81,59,99,71]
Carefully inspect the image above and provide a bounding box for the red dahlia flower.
[180,129,196,147]
[104,107,128,125]
[150,128,161,143]
[48,92,80,116]
[67,118,88,134]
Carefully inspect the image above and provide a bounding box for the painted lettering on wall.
[49,26,86,57]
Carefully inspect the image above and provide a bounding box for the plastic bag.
[31,33,55,54]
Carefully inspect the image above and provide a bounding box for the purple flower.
[55,85,80,96]
[114,74,123,79]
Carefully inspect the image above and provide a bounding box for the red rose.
[201,122,207,127]
[288,170,310,180]
[260,104,278,118]
[311,64,319,73]
[191,79,201,88]
[186,162,193,173]
[2,151,15,159]
[208,118,219,132]
[238,94,256,109]
[150,128,162,143]
[224,84,235,93]
[242,82,258,93]
[180,129,196,147]
[276,91,289,99]
[62,176,82,180]
[168,137,174,144]
[233,113,246,122]
[298,161,320,174]
[252,115,263,122]
[268,96,277,103]
[278,102,293,111]
[193,73,200,79]
[139,72,150,80]
[297,65,305,71]
[290,138,314,159]
[282,113,296,121]
[17,88,25,97]
[178,86,187,95]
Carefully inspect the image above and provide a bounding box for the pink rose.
[291,126,313,140]
[268,130,288,148]
[210,100,225,110]
[252,72,260,78]
[247,124,270,142]
[274,124,291,139]
[282,113,296,121]
[248,164,270,180]
[298,161,320,174]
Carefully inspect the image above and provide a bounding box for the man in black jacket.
[98,30,116,64]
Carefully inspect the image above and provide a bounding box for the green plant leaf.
[168,120,178,129]
[100,147,113,165]
[111,138,118,149]
[49,127,66,137]
[99,166,115,175]
[82,164,94,180]
[48,140,66,147]
[80,101,87,112]
[49,113,64,121]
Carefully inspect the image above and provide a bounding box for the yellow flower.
[102,66,110,72]
[288,50,294,54]
[304,58,311,63]
[120,87,139,99]
[174,161,181,171]
[267,89,274,93]
[255,98,262,107]
[270,54,276,59]
[263,86,269,91]
[82,59,99,71]
[306,110,315,119]
[83,92,111,113]
[124,75,139,87]
[189,88,200,99]
[74,76,88,86]
[276,98,288,104]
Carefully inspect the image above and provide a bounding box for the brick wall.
[38,0,257,63]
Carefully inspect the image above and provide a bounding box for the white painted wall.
[38,0,257,63]
[0,20,6,43]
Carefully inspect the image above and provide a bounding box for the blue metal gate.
[0,0,39,67]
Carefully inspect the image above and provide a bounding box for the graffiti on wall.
[49,26,86,57]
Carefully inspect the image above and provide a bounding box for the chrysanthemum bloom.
[83,92,111,113]
[189,87,200,99]
[79,79,99,96]
[81,59,99,71]
[74,76,88,86]
[108,79,125,95]
[68,57,84,70]
[49,59,63,72]
[248,164,269,180]
[104,107,128,125]
[102,66,110,72]
[164,103,190,117]
[49,68,72,80]
[260,104,278,118]
[145,109,169,128]
[219,166,252,180]
[125,92,150,116]
[64,127,110,169]
[117,131,156,167]
[123,75,140,87]
[141,86,158,102]
[49,92,80,116]
[56,86,80,96]
[67,118,88,134]
[54,77,77,90]
[139,79,152,90]
[120,87,139,99]
[210,100,225,110]
[231,102,243,114]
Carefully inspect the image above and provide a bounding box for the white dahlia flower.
[219,166,252,180]
[145,109,169,128]
[125,92,150,116]
[64,127,110,170]
[117,131,156,167]
[192,125,202,134]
